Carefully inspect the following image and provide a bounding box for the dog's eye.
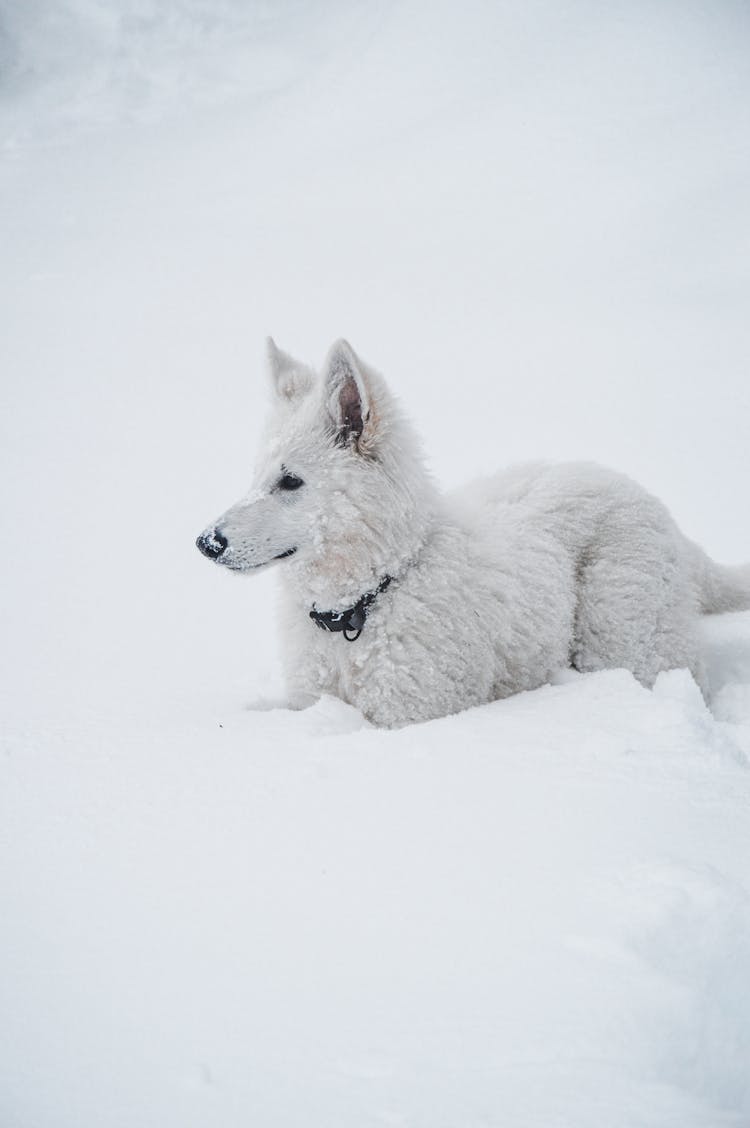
[277,471,304,491]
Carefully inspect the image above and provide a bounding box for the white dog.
[197,339,750,727]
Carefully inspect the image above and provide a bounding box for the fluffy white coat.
[197,339,750,727]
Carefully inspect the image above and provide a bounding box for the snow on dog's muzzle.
[196,529,228,560]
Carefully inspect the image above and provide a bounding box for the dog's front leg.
[280,628,336,714]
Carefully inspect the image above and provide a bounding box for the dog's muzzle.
[196,529,228,560]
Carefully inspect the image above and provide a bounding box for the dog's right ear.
[266,337,314,401]
[324,339,372,451]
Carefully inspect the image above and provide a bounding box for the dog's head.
[196,338,430,582]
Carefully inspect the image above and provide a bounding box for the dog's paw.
[244,693,300,713]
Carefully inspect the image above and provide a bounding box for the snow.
[3,668,750,1126]
[2,2,750,1125]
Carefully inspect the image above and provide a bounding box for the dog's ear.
[266,337,314,401]
[324,339,371,449]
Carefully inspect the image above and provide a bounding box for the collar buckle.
[310,576,392,642]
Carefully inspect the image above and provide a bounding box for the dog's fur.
[197,338,750,727]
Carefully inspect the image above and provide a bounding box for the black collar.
[309,575,393,642]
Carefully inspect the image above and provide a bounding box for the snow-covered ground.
[2,3,750,1125]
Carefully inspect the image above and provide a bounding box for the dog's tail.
[691,542,750,614]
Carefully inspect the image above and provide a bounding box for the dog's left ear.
[324,339,371,449]
[266,337,314,401]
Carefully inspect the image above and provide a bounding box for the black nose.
[196,529,228,560]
